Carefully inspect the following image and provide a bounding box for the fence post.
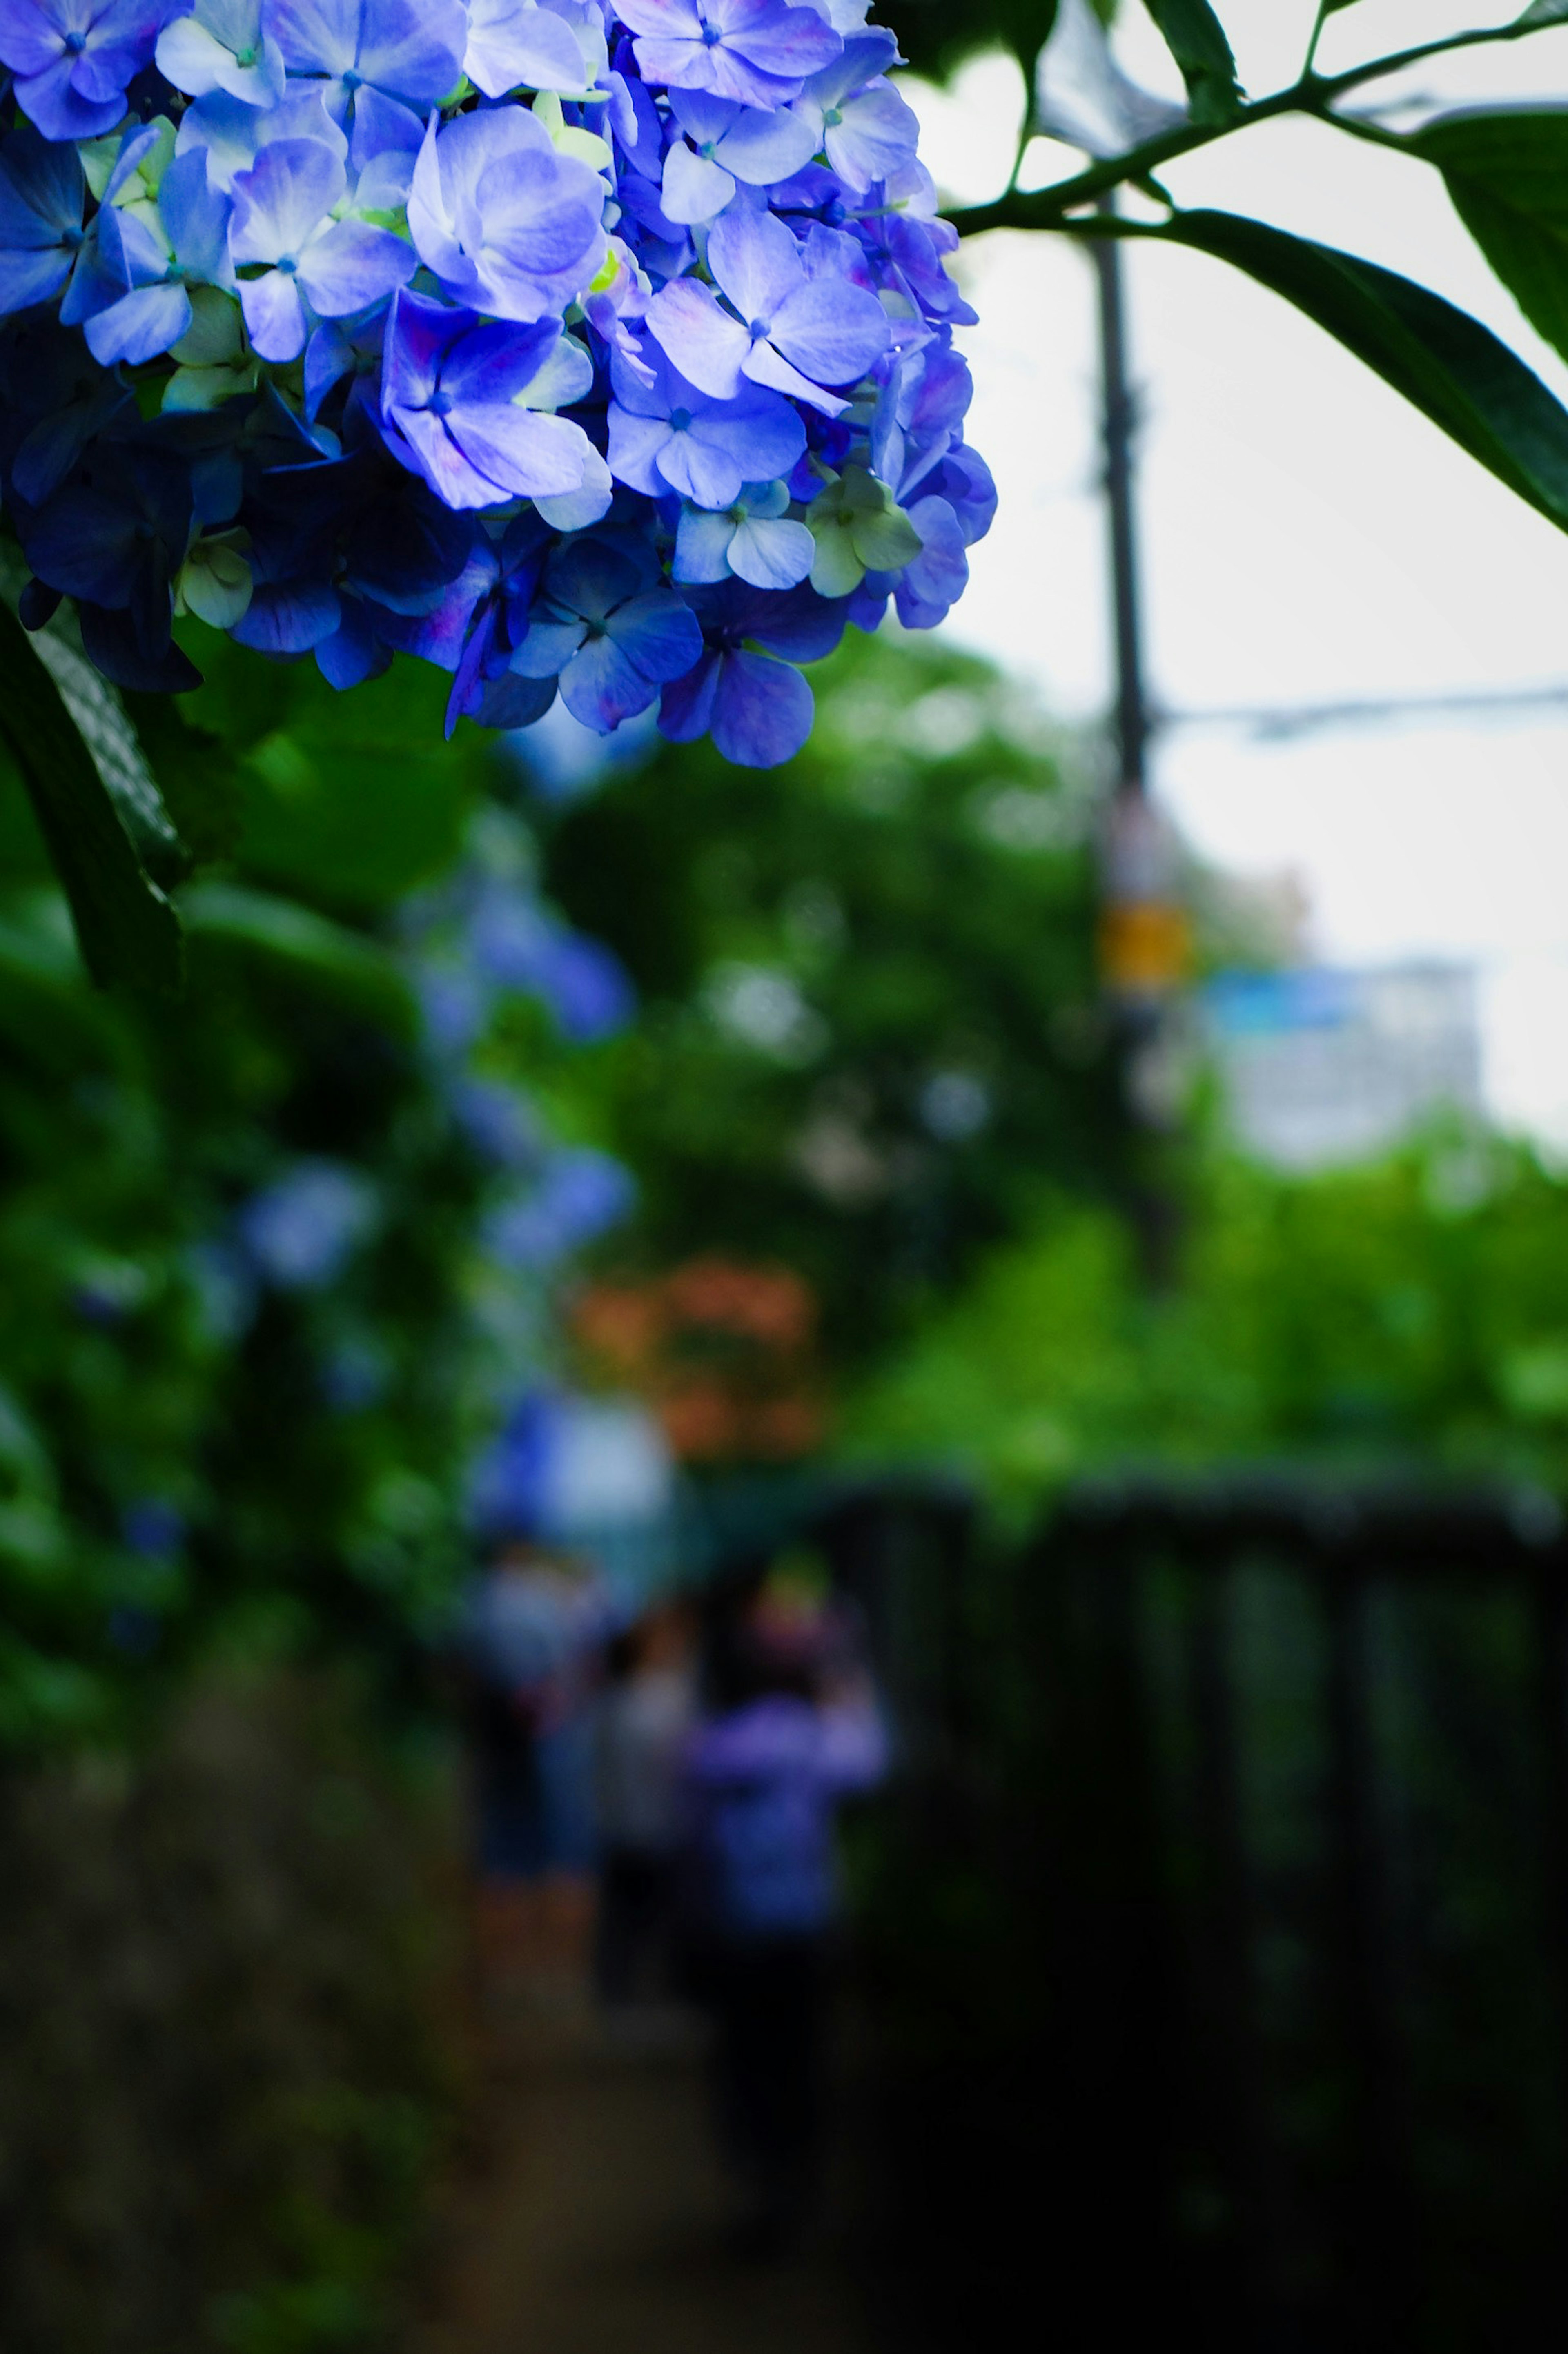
[1322,1535,1418,2345]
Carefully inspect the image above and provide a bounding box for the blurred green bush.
[0,1665,458,2354]
[541,629,1127,1372]
[846,1132,1568,1504]
[0,642,621,1746]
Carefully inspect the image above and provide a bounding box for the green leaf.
[25,617,188,886]
[1518,2,1568,27]
[122,690,243,867]
[1142,0,1242,124]
[0,602,183,993]
[1154,209,1568,535]
[181,882,416,1038]
[1410,110,1568,364]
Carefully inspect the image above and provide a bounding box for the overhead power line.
[1160,684,1568,743]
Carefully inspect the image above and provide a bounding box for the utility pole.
[1094,215,1149,801]
[1089,209,1188,1276]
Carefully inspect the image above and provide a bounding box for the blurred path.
[419,1997,871,2354]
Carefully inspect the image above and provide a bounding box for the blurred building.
[1204,962,1482,1169]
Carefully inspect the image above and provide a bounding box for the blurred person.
[682,1560,889,2252]
[592,1600,698,2009]
[459,1538,614,1987]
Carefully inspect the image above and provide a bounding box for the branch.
[949,10,1556,239]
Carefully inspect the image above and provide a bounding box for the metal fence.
[822,1473,1568,2354]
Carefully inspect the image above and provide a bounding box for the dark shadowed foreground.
[418,2001,870,2354]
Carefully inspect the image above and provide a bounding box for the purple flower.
[798,29,918,195]
[0,0,165,143]
[646,203,888,415]
[122,1498,185,1558]
[0,129,88,321]
[606,340,803,509]
[230,131,414,359]
[481,1149,635,1269]
[20,439,193,678]
[511,535,704,733]
[891,491,968,628]
[0,0,986,763]
[929,441,997,548]
[613,0,840,107]
[261,0,466,117]
[659,577,846,766]
[448,1075,543,1169]
[673,476,813,589]
[237,1158,377,1288]
[65,145,233,366]
[157,0,285,106]
[470,889,634,1039]
[407,103,607,326]
[870,337,973,502]
[173,79,344,191]
[381,287,597,511]
[464,0,584,98]
[858,207,976,328]
[659,85,820,222]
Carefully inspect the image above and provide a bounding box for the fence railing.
[819,1472,1568,2354]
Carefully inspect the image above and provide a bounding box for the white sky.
[904,1,1568,1142]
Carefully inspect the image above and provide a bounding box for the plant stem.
[949,11,1546,239]
[1304,1,1332,80]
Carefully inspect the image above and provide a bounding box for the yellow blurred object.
[1098,900,1191,996]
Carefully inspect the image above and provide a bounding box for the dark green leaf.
[0,602,183,993]
[181,882,416,1037]
[1412,111,1568,364]
[1154,209,1568,534]
[1519,2,1568,27]
[1142,0,1242,124]
[885,0,1060,83]
[26,619,188,886]
[122,691,243,867]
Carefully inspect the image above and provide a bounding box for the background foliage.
[541,630,1126,1372]
[847,1131,1568,1508]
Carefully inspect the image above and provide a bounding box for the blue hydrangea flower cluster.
[204,805,635,1394]
[0,0,992,765]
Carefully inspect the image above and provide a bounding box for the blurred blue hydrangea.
[481,1146,634,1268]
[121,1496,185,1558]
[237,1158,379,1289]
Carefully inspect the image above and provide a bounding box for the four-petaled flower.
[512,537,704,733]
[230,130,413,359]
[262,0,466,119]
[156,0,285,107]
[613,0,840,108]
[659,578,846,767]
[407,103,607,325]
[648,203,889,414]
[797,28,918,194]
[607,341,802,509]
[0,126,89,316]
[673,476,813,590]
[381,286,595,511]
[0,0,166,142]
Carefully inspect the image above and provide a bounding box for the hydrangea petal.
[465,0,584,97]
[710,644,812,765]
[662,141,734,225]
[645,276,749,400]
[85,280,192,365]
[296,214,414,314]
[728,512,813,589]
[239,266,307,359]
